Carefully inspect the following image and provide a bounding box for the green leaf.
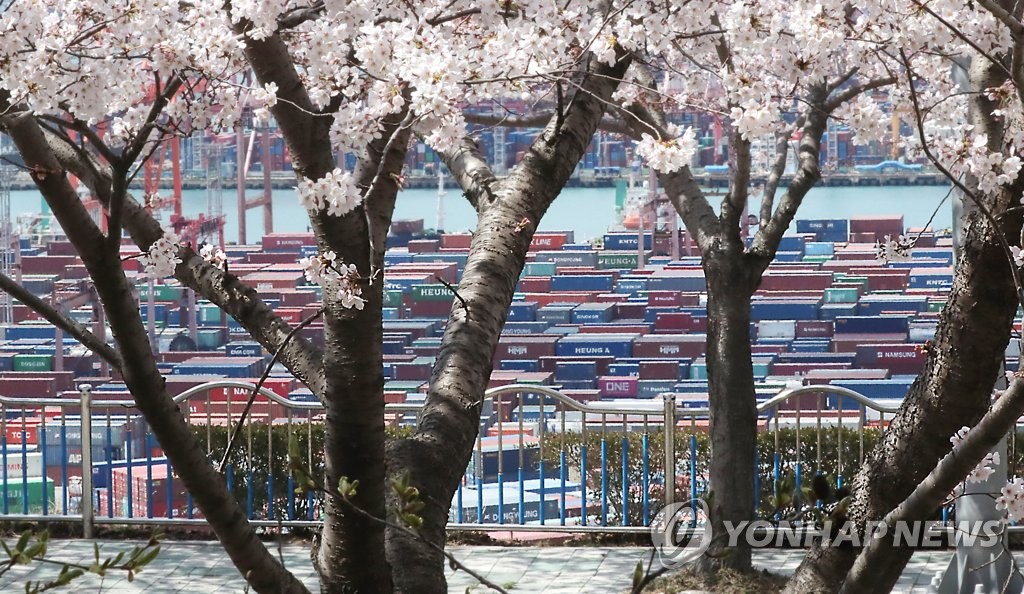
[632,561,643,588]
[135,546,160,569]
[15,531,31,554]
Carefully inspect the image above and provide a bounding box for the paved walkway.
[0,540,987,592]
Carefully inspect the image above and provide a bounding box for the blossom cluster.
[299,250,366,310]
[634,128,697,173]
[200,244,228,270]
[874,235,913,265]
[296,169,362,217]
[950,426,1000,484]
[997,478,1024,524]
[140,231,182,279]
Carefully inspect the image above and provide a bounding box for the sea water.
[13,183,956,245]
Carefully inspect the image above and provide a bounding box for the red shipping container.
[494,336,559,361]
[529,233,572,251]
[208,378,294,401]
[597,376,639,397]
[654,312,694,333]
[518,277,551,293]
[21,256,80,276]
[578,325,651,334]
[4,421,41,445]
[633,334,705,358]
[561,390,601,405]
[804,368,891,385]
[850,216,904,236]
[241,272,304,291]
[796,320,835,338]
[648,291,682,307]
[407,239,441,253]
[639,360,679,380]
[278,290,318,307]
[770,362,851,375]
[615,303,647,319]
[262,233,315,252]
[831,333,906,352]
[518,292,594,307]
[854,344,926,374]
[440,233,473,249]
[0,378,58,399]
[759,273,833,292]
[409,300,453,317]
[243,252,299,265]
[751,344,789,355]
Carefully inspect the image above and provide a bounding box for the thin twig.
[307,482,509,594]
[899,49,1024,310]
[433,274,468,314]
[218,307,325,473]
[0,272,122,371]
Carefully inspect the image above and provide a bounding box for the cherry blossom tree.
[6,0,1024,592]
[0,0,632,592]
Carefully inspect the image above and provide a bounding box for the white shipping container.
[758,320,797,340]
[2,452,44,479]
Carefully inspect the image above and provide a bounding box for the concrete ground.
[0,540,980,593]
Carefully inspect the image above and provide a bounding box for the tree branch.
[977,0,1024,37]
[839,378,1024,594]
[749,83,831,261]
[759,126,798,228]
[621,102,720,251]
[0,273,123,372]
[436,136,499,212]
[36,126,328,399]
[720,133,751,247]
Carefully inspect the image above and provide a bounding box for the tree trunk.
[700,250,759,573]
[784,204,1023,593]
[784,56,1021,594]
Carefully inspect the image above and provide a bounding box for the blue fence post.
[125,430,133,518]
[518,468,524,525]
[559,451,567,526]
[497,471,504,525]
[38,418,47,516]
[600,438,608,526]
[476,477,483,524]
[287,476,295,520]
[642,433,650,525]
[689,435,697,525]
[538,460,545,525]
[621,436,629,526]
[456,481,463,523]
[580,444,588,526]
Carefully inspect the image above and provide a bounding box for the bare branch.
[759,126,799,228]
[0,273,123,371]
[977,0,1024,37]
[839,377,1024,594]
[218,307,325,473]
[720,134,751,247]
[276,2,325,30]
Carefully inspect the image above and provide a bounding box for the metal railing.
[0,380,968,536]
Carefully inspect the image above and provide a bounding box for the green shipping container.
[689,362,708,380]
[802,255,832,263]
[13,354,53,372]
[411,284,455,302]
[524,262,557,276]
[1,476,55,514]
[198,304,222,324]
[383,290,405,308]
[139,285,185,301]
[197,329,225,350]
[597,252,639,270]
[928,300,946,313]
[824,287,859,303]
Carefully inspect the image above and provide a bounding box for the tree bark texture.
[699,251,759,573]
[784,57,1022,594]
[385,54,632,593]
[2,111,309,594]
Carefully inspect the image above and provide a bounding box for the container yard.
[0,213,992,527]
